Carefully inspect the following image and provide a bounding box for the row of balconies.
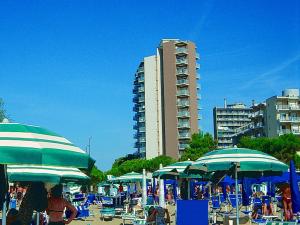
[217,117,251,121]
[278,129,300,135]
[277,105,300,110]
[279,117,300,123]
[216,111,251,116]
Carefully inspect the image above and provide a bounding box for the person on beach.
[283,185,293,221]
[46,185,77,225]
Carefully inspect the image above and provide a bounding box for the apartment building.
[133,39,200,159]
[265,89,300,137]
[213,101,251,148]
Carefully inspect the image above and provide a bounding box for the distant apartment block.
[265,89,300,137]
[232,88,300,144]
[133,39,200,159]
[213,101,251,148]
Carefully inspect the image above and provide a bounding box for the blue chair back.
[9,199,17,209]
[211,196,220,209]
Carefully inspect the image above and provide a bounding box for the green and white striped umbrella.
[111,172,150,183]
[7,165,90,184]
[152,161,206,179]
[0,122,94,169]
[189,148,288,174]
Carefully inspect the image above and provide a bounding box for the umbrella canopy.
[189,148,288,175]
[187,147,288,225]
[111,171,151,183]
[0,122,93,169]
[152,161,194,179]
[7,165,90,184]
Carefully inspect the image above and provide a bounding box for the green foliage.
[180,132,217,161]
[238,134,300,168]
[88,165,105,186]
[106,155,175,177]
[0,98,7,122]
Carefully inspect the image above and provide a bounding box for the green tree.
[238,134,300,168]
[88,165,105,187]
[106,155,175,177]
[180,132,217,161]
[0,98,7,122]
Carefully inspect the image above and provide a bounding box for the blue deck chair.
[101,196,114,207]
[76,205,90,219]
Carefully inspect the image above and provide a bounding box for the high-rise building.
[133,39,200,159]
[213,101,251,148]
[265,89,300,137]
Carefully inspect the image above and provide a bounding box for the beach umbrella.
[187,147,288,225]
[7,165,90,184]
[153,160,207,179]
[0,122,94,225]
[290,160,300,213]
[0,122,94,168]
[116,171,149,183]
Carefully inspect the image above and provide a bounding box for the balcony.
[178,123,190,129]
[137,67,144,73]
[139,146,146,152]
[176,47,188,54]
[196,63,200,69]
[277,105,300,110]
[138,106,145,112]
[133,96,138,103]
[138,77,144,82]
[138,87,145,92]
[196,52,200,59]
[177,101,190,107]
[196,73,201,79]
[176,69,189,75]
[178,132,190,139]
[177,90,190,97]
[133,124,138,130]
[139,117,145,123]
[197,84,201,90]
[178,143,189,150]
[139,137,146,142]
[176,58,188,65]
[133,115,138,121]
[197,94,201,100]
[138,97,145,102]
[279,117,300,123]
[133,88,138,94]
[139,127,146,132]
[176,79,189,86]
[177,111,190,117]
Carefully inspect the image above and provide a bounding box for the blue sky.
[0,0,299,170]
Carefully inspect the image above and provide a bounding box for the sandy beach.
[71,204,176,225]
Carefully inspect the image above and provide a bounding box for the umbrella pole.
[159,164,165,208]
[2,197,6,225]
[235,163,239,225]
[36,211,40,225]
[142,169,147,206]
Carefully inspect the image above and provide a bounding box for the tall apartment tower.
[265,89,300,137]
[133,39,200,159]
[213,102,251,148]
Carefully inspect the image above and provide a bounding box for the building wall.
[144,56,161,159]
[187,42,199,135]
[161,41,178,159]
[265,97,279,137]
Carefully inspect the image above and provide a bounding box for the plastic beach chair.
[76,205,90,219]
[100,207,116,220]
